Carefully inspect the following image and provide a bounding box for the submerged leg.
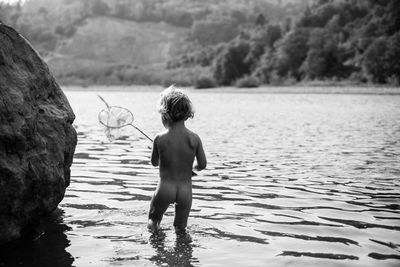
[148,192,170,232]
[174,193,192,233]
[147,219,161,232]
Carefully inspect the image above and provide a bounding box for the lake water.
[2,87,400,266]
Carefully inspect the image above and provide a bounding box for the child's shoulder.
[186,128,202,146]
[154,130,168,142]
[185,127,199,137]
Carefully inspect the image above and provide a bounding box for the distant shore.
[62,85,400,95]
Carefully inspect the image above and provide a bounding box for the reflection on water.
[149,231,198,267]
[2,88,400,267]
[0,209,73,267]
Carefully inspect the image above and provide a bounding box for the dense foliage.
[169,0,400,86]
[1,0,398,86]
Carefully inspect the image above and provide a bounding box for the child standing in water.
[148,86,207,233]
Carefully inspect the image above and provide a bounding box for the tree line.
[1,0,398,87]
[168,0,400,87]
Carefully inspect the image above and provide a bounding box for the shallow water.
[3,87,400,266]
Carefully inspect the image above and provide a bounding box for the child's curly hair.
[158,85,194,122]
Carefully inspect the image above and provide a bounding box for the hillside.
[8,0,398,87]
[53,17,186,65]
[46,16,188,84]
[1,0,310,85]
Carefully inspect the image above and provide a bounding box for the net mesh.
[98,106,134,141]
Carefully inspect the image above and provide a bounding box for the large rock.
[0,23,77,245]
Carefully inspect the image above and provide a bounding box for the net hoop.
[98,106,134,129]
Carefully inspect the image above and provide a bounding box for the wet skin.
[148,119,206,232]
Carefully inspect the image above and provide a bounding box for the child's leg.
[148,193,170,232]
[174,187,192,232]
[174,202,191,232]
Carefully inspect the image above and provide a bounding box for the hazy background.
[0,0,399,88]
[1,1,400,266]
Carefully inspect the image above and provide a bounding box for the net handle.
[98,94,110,108]
[130,124,153,142]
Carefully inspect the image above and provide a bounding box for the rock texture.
[0,23,77,245]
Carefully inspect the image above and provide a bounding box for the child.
[148,85,207,233]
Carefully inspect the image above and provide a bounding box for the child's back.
[156,124,201,180]
[148,86,206,233]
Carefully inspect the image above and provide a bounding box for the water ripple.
[46,91,400,266]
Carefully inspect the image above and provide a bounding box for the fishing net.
[98,106,134,141]
[97,95,153,142]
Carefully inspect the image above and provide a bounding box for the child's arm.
[151,135,159,167]
[194,137,207,171]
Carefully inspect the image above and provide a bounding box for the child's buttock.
[156,180,192,205]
